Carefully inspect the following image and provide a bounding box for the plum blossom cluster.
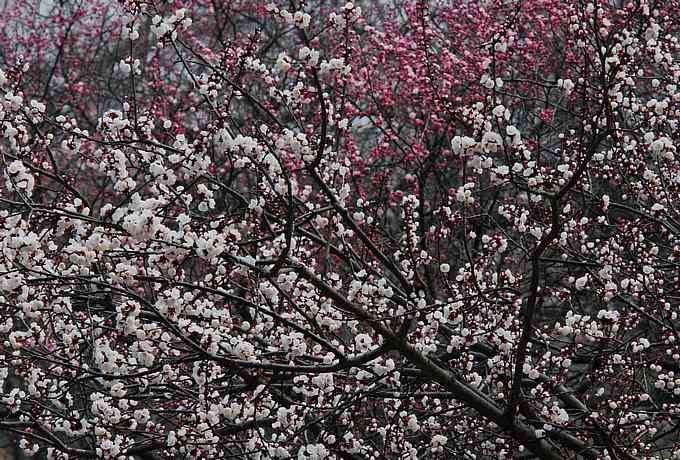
[2,1,680,459]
